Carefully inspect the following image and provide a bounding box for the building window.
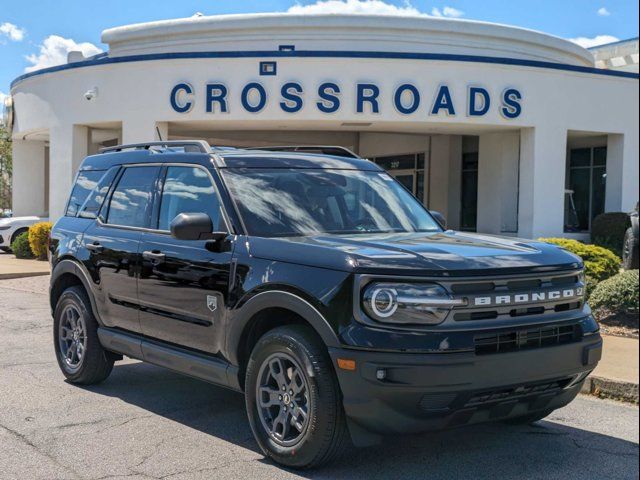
[372,153,426,205]
[460,152,478,232]
[564,147,607,232]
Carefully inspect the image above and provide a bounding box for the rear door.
[83,165,161,333]
[137,164,233,354]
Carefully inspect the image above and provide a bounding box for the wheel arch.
[226,290,341,390]
[50,259,102,324]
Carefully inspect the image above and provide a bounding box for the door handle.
[143,250,166,263]
[86,242,104,253]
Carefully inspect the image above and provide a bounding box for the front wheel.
[53,286,114,384]
[245,325,348,469]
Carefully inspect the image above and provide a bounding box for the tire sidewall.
[245,328,340,468]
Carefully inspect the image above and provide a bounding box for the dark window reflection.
[107,166,159,227]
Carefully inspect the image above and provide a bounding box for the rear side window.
[106,166,160,228]
[77,167,119,219]
[66,170,106,217]
[157,166,223,231]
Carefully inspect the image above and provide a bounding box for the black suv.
[50,141,602,468]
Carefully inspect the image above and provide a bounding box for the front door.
[137,165,232,354]
[83,165,161,333]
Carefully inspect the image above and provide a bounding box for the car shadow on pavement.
[83,361,638,480]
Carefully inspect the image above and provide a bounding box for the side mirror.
[170,212,227,241]
[430,211,447,229]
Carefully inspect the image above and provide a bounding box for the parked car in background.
[623,203,639,269]
[0,215,49,252]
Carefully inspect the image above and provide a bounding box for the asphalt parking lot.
[0,275,638,480]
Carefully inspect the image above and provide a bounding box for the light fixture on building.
[84,87,99,101]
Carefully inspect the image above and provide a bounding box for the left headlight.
[362,282,465,326]
[0,225,11,230]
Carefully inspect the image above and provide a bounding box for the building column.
[606,133,639,212]
[429,135,462,228]
[477,132,520,235]
[48,125,89,221]
[518,127,567,239]
[122,119,168,144]
[11,140,46,217]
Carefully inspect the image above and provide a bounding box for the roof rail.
[246,145,360,159]
[100,140,211,154]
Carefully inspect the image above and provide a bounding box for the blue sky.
[1,0,638,100]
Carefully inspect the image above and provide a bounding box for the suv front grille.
[447,270,584,323]
[474,322,582,355]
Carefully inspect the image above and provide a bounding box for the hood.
[247,231,582,276]
[0,215,42,226]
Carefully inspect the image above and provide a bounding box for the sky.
[1,0,638,103]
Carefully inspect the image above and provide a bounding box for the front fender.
[50,258,103,325]
[224,289,341,366]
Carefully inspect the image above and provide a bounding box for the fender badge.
[206,295,217,312]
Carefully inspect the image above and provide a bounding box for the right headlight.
[362,282,466,326]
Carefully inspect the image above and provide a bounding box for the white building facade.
[6,14,640,239]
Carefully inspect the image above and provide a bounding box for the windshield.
[222,168,442,237]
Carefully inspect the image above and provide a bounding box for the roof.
[78,148,382,171]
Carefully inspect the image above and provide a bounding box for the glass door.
[391,170,416,194]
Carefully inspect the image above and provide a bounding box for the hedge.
[28,222,53,261]
[591,212,629,258]
[589,270,639,314]
[538,238,621,296]
[10,231,35,259]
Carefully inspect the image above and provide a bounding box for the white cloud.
[24,35,102,73]
[569,34,619,48]
[0,22,25,42]
[431,6,464,17]
[287,0,424,16]
[597,7,611,16]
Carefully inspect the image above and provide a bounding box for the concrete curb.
[581,375,639,404]
[0,271,50,280]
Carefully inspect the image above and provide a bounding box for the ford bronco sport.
[49,141,602,468]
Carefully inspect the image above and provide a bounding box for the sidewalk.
[583,334,639,403]
[0,252,50,279]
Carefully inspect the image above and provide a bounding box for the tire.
[10,227,28,245]
[503,409,553,425]
[622,227,639,270]
[53,286,114,385]
[0,247,10,253]
[245,325,348,469]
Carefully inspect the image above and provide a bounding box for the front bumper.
[329,333,602,445]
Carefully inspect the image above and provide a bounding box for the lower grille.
[474,323,582,355]
[465,377,572,407]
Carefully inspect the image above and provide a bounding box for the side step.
[97,327,241,391]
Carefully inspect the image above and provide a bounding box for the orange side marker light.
[337,358,356,371]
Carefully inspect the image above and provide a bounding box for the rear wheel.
[245,325,348,469]
[622,227,639,270]
[53,286,114,384]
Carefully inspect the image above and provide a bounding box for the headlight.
[362,282,465,325]
[0,225,11,230]
[578,270,587,301]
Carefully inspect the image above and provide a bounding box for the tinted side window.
[106,166,160,228]
[158,166,223,231]
[66,170,106,217]
[77,167,119,219]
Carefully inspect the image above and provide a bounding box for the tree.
[0,125,11,214]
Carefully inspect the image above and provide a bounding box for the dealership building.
[5,14,639,238]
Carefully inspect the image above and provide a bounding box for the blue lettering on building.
[170,81,522,119]
[317,83,341,113]
[205,84,228,113]
[280,82,304,113]
[394,84,420,114]
[501,88,522,119]
[468,87,490,116]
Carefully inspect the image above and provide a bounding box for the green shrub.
[591,212,629,257]
[589,270,639,314]
[28,221,53,260]
[538,238,621,294]
[10,231,35,259]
